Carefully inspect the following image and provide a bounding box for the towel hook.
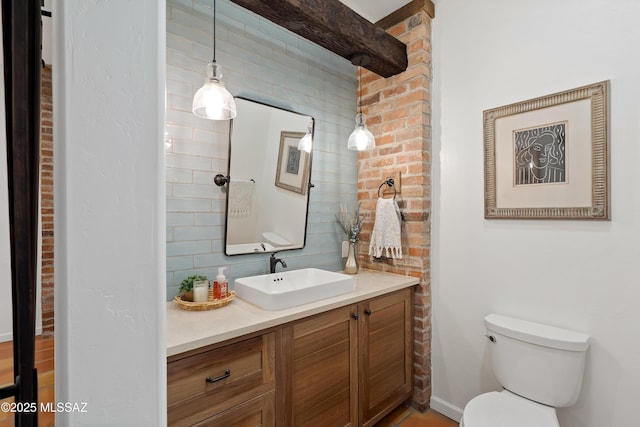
[214,174,229,186]
[377,178,397,198]
[376,178,405,222]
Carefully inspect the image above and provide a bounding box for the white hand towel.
[228,180,253,217]
[369,197,402,259]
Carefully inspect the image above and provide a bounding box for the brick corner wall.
[356,10,433,411]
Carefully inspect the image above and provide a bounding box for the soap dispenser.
[213,267,228,300]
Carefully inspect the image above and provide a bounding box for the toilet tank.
[485,314,590,408]
[262,231,291,248]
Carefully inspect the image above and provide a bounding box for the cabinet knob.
[351,312,359,320]
[364,309,372,316]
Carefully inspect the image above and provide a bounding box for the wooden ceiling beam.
[376,0,435,29]
[229,0,408,78]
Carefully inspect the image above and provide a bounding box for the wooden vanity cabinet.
[167,287,413,427]
[167,332,276,427]
[279,288,413,427]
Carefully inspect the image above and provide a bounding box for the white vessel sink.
[234,268,355,311]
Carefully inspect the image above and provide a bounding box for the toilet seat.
[461,391,559,427]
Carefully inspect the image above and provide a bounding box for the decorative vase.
[344,241,359,274]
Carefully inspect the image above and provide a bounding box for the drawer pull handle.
[206,369,230,384]
[364,309,372,316]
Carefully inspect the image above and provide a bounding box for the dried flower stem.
[337,203,365,243]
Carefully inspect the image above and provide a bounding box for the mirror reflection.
[224,97,314,256]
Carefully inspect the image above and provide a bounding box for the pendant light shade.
[298,122,313,153]
[192,0,236,120]
[192,62,236,120]
[348,53,375,151]
[347,113,375,151]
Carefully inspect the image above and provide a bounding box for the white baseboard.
[431,395,464,422]
[0,327,43,343]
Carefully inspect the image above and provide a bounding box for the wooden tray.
[173,291,235,311]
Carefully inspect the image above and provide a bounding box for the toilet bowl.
[460,390,558,427]
[460,314,590,427]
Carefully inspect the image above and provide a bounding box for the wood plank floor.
[0,336,55,427]
[375,404,459,427]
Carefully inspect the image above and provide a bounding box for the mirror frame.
[222,97,315,256]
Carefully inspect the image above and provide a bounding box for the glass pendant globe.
[347,113,375,151]
[192,62,237,120]
[298,132,313,153]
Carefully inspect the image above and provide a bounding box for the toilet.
[460,313,590,427]
[262,231,291,248]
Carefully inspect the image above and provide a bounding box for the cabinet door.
[279,305,358,427]
[359,288,413,427]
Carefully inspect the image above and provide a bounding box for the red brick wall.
[40,65,54,338]
[356,10,432,410]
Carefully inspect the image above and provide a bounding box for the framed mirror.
[223,97,314,256]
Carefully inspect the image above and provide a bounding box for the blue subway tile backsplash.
[166,0,357,300]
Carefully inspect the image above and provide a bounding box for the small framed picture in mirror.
[275,131,310,195]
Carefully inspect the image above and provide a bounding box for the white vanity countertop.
[166,269,419,357]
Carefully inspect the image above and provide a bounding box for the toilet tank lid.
[262,232,290,246]
[485,314,590,352]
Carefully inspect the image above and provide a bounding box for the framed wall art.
[275,131,311,195]
[483,80,609,219]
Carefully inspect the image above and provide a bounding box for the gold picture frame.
[275,131,310,195]
[483,81,609,219]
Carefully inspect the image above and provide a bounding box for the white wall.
[54,0,166,425]
[431,1,640,426]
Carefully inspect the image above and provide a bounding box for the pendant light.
[297,122,313,153]
[347,53,375,151]
[192,0,237,120]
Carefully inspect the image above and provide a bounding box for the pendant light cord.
[357,65,362,115]
[350,53,370,117]
[212,0,217,63]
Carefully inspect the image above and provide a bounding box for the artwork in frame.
[483,80,609,220]
[275,131,311,195]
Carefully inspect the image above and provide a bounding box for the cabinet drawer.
[193,390,275,427]
[168,333,275,426]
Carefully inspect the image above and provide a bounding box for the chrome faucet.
[269,252,287,273]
